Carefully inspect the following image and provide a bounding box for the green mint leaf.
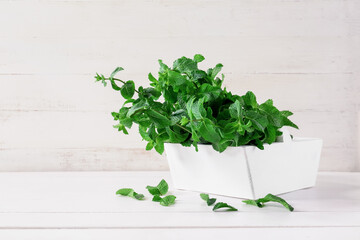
[207,198,217,206]
[146,186,161,195]
[193,54,205,63]
[148,73,158,83]
[160,195,176,206]
[146,179,169,196]
[154,138,165,154]
[110,80,121,91]
[133,192,145,200]
[191,99,206,119]
[282,117,299,129]
[281,110,293,117]
[243,91,258,109]
[213,202,238,212]
[110,67,124,79]
[242,199,264,208]
[158,59,169,72]
[243,194,294,211]
[121,80,135,99]
[157,179,169,195]
[200,193,217,206]
[211,63,223,79]
[145,141,154,150]
[180,116,189,126]
[199,118,221,143]
[260,194,294,211]
[244,110,268,132]
[147,109,171,127]
[127,100,147,117]
[108,67,124,91]
[229,100,243,119]
[200,193,209,201]
[116,188,144,200]
[173,57,198,74]
[116,188,133,196]
[152,195,162,202]
[113,123,128,134]
[168,70,186,86]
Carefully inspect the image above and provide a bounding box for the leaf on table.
[242,199,264,208]
[146,186,161,196]
[160,195,176,206]
[200,193,217,206]
[243,193,294,211]
[212,202,238,212]
[116,188,145,200]
[152,195,162,202]
[146,179,169,196]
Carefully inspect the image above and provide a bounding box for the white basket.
[165,131,322,199]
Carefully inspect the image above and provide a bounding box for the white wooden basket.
[165,131,322,199]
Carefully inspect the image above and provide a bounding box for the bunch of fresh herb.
[95,54,298,154]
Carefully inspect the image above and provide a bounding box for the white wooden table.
[0,172,359,239]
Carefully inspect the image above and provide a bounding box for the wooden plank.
[0,110,355,149]
[0,172,358,213]
[0,0,357,75]
[0,212,360,228]
[0,172,359,238]
[0,74,357,113]
[0,110,358,171]
[0,148,167,171]
[0,36,353,75]
[0,0,354,39]
[0,146,356,171]
[0,228,359,240]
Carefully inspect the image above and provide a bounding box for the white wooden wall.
[0,0,359,171]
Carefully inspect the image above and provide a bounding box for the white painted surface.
[0,171,359,239]
[165,137,322,199]
[0,0,359,171]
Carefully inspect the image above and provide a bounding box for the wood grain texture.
[0,0,359,171]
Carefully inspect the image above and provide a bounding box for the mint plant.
[95,54,298,154]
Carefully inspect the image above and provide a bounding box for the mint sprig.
[243,193,294,211]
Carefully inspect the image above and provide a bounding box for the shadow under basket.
[164,133,323,200]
